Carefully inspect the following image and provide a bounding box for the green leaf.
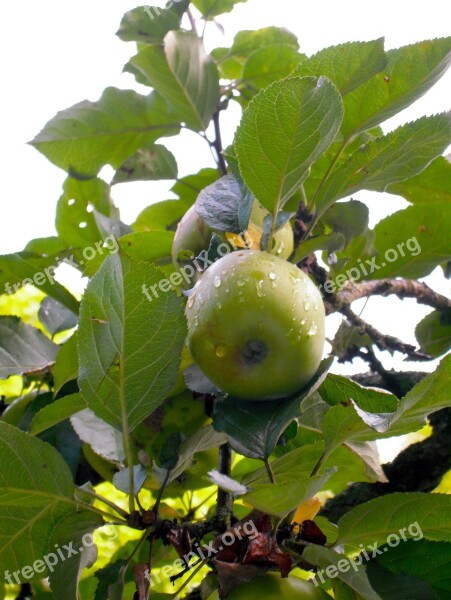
[212,357,333,459]
[116,2,188,44]
[30,394,87,435]
[372,540,451,594]
[242,442,324,488]
[48,511,101,600]
[171,168,219,204]
[315,113,451,217]
[241,45,304,91]
[243,469,333,518]
[55,178,115,272]
[0,253,80,314]
[30,88,180,177]
[212,27,299,80]
[367,202,451,280]
[112,143,178,184]
[126,31,220,131]
[303,546,381,600]
[118,231,174,263]
[165,425,227,483]
[192,0,248,19]
[415,310,451,358]
[319,374,398,410]
[294,39,387,95]
[0,422,84,577]
[53,333,79,394]
[133,199,190,232]
[38,297,78,337]
[366,561,441,600]
[292,233,345,263]
[386,354,450,436]
[315,378,398,457]
[321,200,369,246]
[388,155,451,204]
[93,559,127,600]
[235,76,343,213]
[240,445,336,518]
[78,251,186,431]
[341,37,451,137]
[335,492,451,551]
[0,316,59,378]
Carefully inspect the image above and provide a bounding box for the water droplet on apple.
[214,276,222,288]
[215,344,227,358]
[256,280,265,297]
[269,272,277,280]
[308,322,318,336]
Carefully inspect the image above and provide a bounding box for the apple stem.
[216,443,233,526]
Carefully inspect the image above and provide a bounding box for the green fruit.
[171,202,294,272]
[207,572,331,599]
[185,250,325,400]
[171,205,213,269]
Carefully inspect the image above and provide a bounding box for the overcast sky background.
[2,1,450,439]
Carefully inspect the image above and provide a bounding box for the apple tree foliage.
[0,1,450,598]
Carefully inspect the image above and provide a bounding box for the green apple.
[207,572,331,599]
[185,250,325,400]
[171,202,294,272]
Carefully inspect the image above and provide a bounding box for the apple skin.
[171,202,294,271]
[171,204,213,269]
[185,250,325,400]
[207,572,331,599]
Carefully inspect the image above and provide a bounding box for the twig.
[77,486,130,519]
[153,469,171,515]
[340,303,430,361]
[212,110,228,176]
[170,558,209,598]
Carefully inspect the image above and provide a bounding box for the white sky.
[1,0,450,394]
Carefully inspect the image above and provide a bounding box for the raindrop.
[308,322,318,336]
[269,272,277,280]
[187,294,196,309]
[214,276,222,288]
[256,280,265,297]
[301,318,307,326]
[215,345,227,358]
[304,301,310,311]
[237,280,246,287]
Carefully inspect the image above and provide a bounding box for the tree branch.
[216,443,233,528]
[339,303,431,361]
[336,279,451,313]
